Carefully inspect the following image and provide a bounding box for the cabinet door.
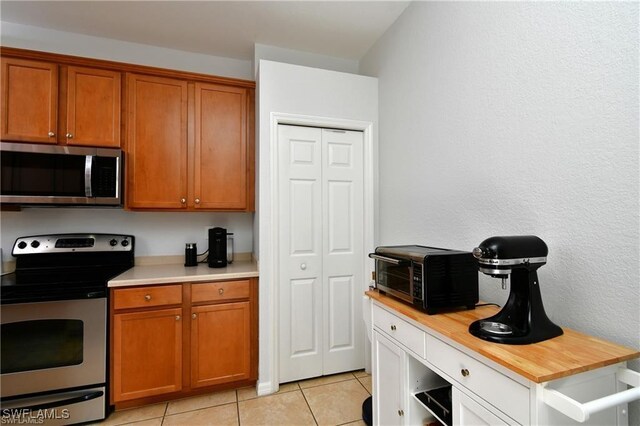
[194,83,247,209]
[126,73,188,208]
[66,66,121,147]
[453,387,510,426]
[1,57,58,143]
[112,308,183,402]
[191,301,251,388]
[373,330,407,426]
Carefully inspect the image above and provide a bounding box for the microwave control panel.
[411,262,423,300]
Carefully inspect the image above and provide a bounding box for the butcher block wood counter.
[366,290,639,383]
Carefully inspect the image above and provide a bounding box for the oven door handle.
[368,253,409,265]
[6,390,104,411]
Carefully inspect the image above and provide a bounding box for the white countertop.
[108,260,258,287]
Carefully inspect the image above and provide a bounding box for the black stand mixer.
[469,235,563,344]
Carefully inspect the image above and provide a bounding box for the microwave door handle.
[84,155,93,197]
[368,253,409,266]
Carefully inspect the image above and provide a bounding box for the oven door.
[0,298,106,398]
[370,254,414,303]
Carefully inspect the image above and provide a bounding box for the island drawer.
[427,335,528,424]
[373,304,426,358]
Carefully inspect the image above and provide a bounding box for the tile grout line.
[299,387,319,426]
[355,377,371,396]
[236,389,241,426]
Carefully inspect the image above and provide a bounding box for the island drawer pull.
[542,367,640,422]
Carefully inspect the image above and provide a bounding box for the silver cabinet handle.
[66,133,73,138]
[175,315,181,321]
[144,294,151,301]
[195,198,200,204]
[390,325,397,331]
[192,313,197,319]
[300,263,307,270]
[180,198,186,204]
[218,288,224,295]
[461,368,470,377]
[48,131,55,137]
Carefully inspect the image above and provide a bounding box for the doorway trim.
[260,112,375,395]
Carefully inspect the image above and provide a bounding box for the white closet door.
[278,125,323,382]
[278,124,365,383]
[321,129,364,374]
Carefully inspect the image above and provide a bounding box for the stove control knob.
[31,240,40,248]
[121,240,130,247]
[17,241,27,249]
[109,239,118,247]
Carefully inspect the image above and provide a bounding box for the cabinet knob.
[390,325,397,331]
[461,368,470,377]
[218,288,224,295]
[66,133,73,138]
[195,198,200,204]
[175,315,181,321]
[397,409,404,417]
[48,131,55,137]
[144,294,151,301]
[192,313,197,319]
[300,263,307,270]
[180,198,187,204]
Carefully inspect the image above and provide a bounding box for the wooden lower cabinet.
[191,301,251,388]
[110,278,257,406]
[112,308,183,402]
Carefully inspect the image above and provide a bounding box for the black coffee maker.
[469,235,563,344]
[208,227,233,268]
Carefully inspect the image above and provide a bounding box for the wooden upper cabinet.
[1,58,122,147]
[194,83,247,210]
[65,66,121,147]
[1,57,58,143]
[126,73,188,209]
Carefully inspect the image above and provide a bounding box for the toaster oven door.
[370,254,413,303]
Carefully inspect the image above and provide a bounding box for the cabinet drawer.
[373,304,426,358]
[113,285,182,310]
[192,280,250,304]
[427,335,528,424]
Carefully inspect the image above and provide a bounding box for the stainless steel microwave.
[1,142,122,206]
[369,245,479,314]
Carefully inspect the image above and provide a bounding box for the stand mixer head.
[469,236,563,344]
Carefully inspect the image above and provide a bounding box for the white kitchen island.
[366,290,640,426]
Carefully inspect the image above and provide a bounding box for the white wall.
[254,43,359,77]
[257,60,377,394]
[0,21,253,79]
[360,1,639,422]
[0,22,255,262]
[1,209,253,259]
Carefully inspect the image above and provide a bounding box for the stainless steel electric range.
[0,234,134,425]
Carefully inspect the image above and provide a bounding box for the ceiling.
[0,1,411,61]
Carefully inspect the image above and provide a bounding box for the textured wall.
[360,1,639,421]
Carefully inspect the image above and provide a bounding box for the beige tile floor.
[98,370,371,426]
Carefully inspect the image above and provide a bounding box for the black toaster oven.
[369,245,478,314]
